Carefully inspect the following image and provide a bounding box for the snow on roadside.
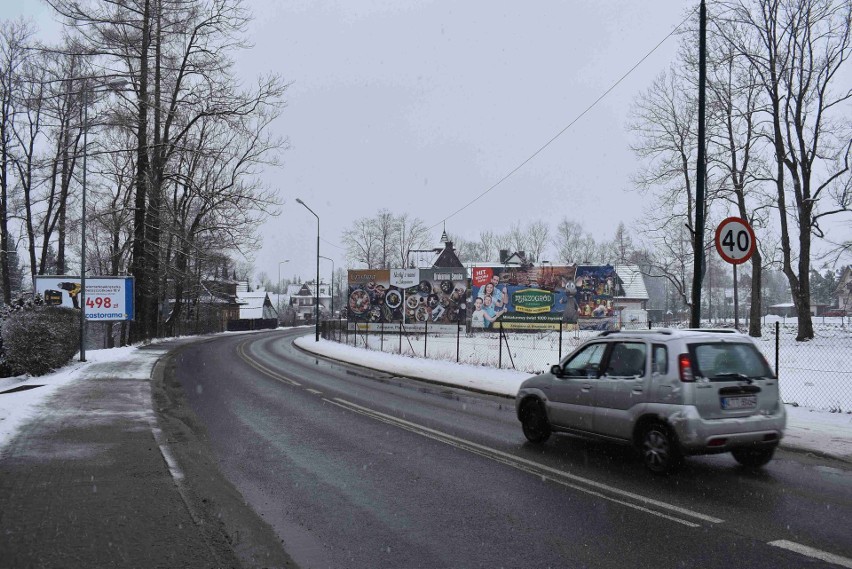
[0,346,138,450]
[2,331,849,462]
[295,335,852,462]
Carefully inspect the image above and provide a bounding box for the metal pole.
[424,318,428,358]
[315,229,319,340]
[80,86,88,362]
[498,320,503,369]
[775,321,780,377]
[296,199,320,341]
[559,322,563,361]
[456,320,460,363]
[733,263,740,330]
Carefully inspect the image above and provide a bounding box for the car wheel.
[732,446,775,468]
[521,400,551,444]
[641,423,681,474]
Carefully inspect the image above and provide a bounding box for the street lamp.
[295,198,320,341]
[79,77,128,362]
[277,260,290,325]
[319,255,334,317]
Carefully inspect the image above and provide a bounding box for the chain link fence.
[321,318,852,412]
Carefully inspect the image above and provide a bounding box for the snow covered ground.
[295,335,852,462]
[331,318,852,412]
[1,331,850,464]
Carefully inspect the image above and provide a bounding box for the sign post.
[715,217,756,329]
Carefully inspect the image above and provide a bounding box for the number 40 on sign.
[715,217,756,265]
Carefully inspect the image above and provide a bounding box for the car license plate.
[721,395,757,410]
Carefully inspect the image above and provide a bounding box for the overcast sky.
[235,0,697,284]
[18,1,848,286]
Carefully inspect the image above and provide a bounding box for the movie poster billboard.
[469,264,623,331]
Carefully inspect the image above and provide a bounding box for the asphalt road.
[167,329,852,568]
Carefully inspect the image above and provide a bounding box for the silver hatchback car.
[516,329,786,473]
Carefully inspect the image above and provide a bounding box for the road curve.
[166,329,852,569]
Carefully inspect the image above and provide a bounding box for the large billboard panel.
[470,265,623,331]
[35,276,135,321]
[346,268,469,333]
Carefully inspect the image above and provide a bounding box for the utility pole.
[690,0,707,328]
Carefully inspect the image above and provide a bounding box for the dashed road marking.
[306,389,323,396]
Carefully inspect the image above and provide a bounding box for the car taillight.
[679,353,695,382]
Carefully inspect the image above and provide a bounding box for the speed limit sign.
[715,217,756,264]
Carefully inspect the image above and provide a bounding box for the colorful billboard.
[469,265,623,331]
[346,268,469,333]
[35,276,135,321]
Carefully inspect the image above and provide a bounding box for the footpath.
[0,338,293,569]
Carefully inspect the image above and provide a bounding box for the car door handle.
[632,388,644,394]
[582,384,592,391]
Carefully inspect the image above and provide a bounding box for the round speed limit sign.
[715,217,756,265]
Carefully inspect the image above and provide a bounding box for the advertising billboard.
[35,276,135,321]
[346,268,469,333]
[469,264,623,331]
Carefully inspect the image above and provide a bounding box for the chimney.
[499,249,509,263]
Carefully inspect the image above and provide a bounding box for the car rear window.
[689,342,775,380]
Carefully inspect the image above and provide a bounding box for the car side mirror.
[550,364,563,377]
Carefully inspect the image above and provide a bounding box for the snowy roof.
[266,293,290,309]
[236,291,270,319]
[290,282,331,298]
[614,265,649,300]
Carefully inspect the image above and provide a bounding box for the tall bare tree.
[719,0,852,340]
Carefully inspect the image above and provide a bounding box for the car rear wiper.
[713,372,753,384]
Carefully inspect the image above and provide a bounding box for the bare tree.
[611,222,636,264]
[45,0,290,340]
[526,220,551,263]
[342,216,380,269]
[0,19,35,303]
[719,0,852,340]
[394,213,430,267]
[704,13,777,335]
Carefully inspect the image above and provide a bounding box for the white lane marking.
[769,540,852,568]
[326,397,722,527]
[306,389,323,396]
[238,341,301,386]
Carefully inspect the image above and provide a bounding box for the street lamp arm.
[296,198,320,341]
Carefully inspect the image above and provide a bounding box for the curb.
[293,337,852,465]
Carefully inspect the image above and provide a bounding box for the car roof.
[595,328,752,342]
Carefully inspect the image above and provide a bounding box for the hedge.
[1,306,81,376]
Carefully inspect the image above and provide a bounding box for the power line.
[428,6,697,232]
[321,237,345,251]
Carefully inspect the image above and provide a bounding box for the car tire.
[641,422,682,474]
[521,400,551,444]
[731,446,775,468]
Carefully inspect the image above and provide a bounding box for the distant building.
[406,233,464,269]
[288,281,332,322]
[236,291,277,320]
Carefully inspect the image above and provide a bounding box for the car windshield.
[689,342,775,380]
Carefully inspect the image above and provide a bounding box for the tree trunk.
[130,0,151,343]
[748,249,762,337]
